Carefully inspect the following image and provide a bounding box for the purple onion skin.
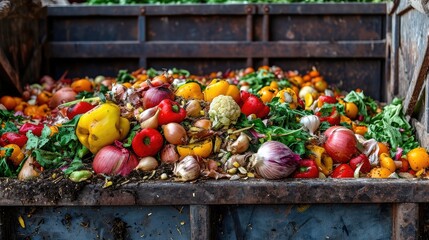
[254,141,301,179]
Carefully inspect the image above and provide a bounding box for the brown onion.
[135,156,159,171]
[193,119,211,130]
[162,123,188,145]
[93,141,138,176]
[185,100,202,117]
[324,126,358,163]
[49,87,77,109]
[160,144,180,164]
[18,156,41,181]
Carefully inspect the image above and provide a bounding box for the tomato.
[379,153,396,173]
[330,164,354,178]
[369,167,392,179]
[71,78,93,93]
[313,79,328,92]
[407,147,429,171]
[399,158,409,172]
[36,91,53,105]
[344,102,358,120]
[377,142,390,157]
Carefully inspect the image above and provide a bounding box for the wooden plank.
[47,41,386,59]
[392,203,419,240]
[0,47,20,93]
[190,205,211,240]
[403,33,429,116]
[411,118,429,148]
[409,0,429,14]
[2,179,429,206]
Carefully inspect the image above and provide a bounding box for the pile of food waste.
[0,66,427,185]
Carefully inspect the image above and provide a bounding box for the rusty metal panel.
[44,4,387,101]
[1,179,429,206]
[146,16,247,41]
[14,206,190,239]
[270,15,384,41]
[48,16,138,42]
[47,5,142,16]
[48,58,139,79]
[215,204,392,240]
[261,3,386,15]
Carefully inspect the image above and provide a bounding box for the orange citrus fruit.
[0,96,17,110]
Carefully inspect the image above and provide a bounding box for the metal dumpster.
[1,1,429,239]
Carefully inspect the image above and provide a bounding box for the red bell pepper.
[0,132,28,148]
[157,99,187,125]
[19,123,45,137]
[293,159,319,178]
[67,101,95,119]
[349,154,371,174]
[316,106,340,125]
[330,164,354,178]
[317,95,337,107]
[131,128,164,157]
[240,91,270,119]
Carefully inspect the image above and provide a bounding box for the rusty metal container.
[2,2,429,239]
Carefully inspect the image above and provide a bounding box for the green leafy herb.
[239,69,280,94]
[344,91,377,122]
[0,121,19,135]
[25,117,88,172]
[365,98,419,154]
[116,69,135,83]
[76,91,95,99]
[237,100,311,155]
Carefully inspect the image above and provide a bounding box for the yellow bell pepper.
[203,79,240,103]
[276,88,298,109]
[177,139,213,158]
[76,102,130,154]
[175,82,204,100]
[258,86,278,103]
[307,144,333,176]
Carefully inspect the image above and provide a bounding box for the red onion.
[92,141,138,176]
[142,81,174,109]
[250,141,300,179]
[324,126,358,163]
